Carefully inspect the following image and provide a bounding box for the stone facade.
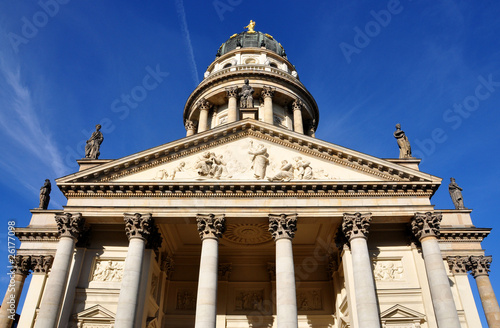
[6,23,498,328]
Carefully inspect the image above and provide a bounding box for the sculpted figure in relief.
[268,160,294,182]
[373,261,404,281]
[195,152,230,179]
[393,123,412,158]
[153,162,185,180]
[92,260,123,282]
[85,124,104,159]
[449,177,466,209]
[294,157,313,179]
[248,141,269,179]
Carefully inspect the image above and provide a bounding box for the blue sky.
[1,0,499,325]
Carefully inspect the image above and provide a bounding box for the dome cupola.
[183,21,319,137]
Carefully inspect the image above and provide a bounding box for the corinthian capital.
[447,256,469,274]
[31,255,54,273]
[185,120,197,131]
[469,255,492,278]
[342,213,372,240]
[197,98,212,111]
[124,213,155,241]
[13,255,31,276]
[292,98,303,111]
[261,86,275,99]
[55,213,85,239]
[268,214,298,240]
[196,214,226,240]
[225,86,239,98]
[411,212,442,240]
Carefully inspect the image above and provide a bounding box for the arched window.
[223,63,232,69]
[269,62,278,68]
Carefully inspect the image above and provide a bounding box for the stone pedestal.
[470,256,500,328]
[115,213,158,328]
[411,212,461,328]
[195,214,226,328]
[269,214,298,328]
[262,86,275,125]
[35,213,84,328]
[292,99,304,134]
[0,256,31,328]
[342,213,381,328]
[226,87,239,123]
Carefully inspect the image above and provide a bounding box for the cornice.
[15,228,59,242]
[439,228,491,242]
[57,121,439,189]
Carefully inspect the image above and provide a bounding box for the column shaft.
[114,237,146,328]
[476,275,500,327]
[198,108,209,133]
[35,237,75,328]
[350,237,381,328]
[18,274,47,327]
[275,237,298,328]
[293,108,303,134]
[420,236,461,328]
[227,96,238,123]
[0,273,26,328]
[195,238,219,328]
[263,96,273,124]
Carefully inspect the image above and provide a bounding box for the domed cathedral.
[4,21,499,328]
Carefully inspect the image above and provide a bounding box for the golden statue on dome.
[244,20,256,33]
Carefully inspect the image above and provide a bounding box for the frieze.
[176,289,196,310]
[234,289,264,311]
[373,260,405,281]
[91,259,124,282]
[297,289,322,311]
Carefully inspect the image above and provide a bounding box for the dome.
[216,30,286,58]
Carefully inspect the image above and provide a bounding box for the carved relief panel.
[90,259,124,282]
[176,289,197,311]
[297,288,323,311]
[373,260,405,282]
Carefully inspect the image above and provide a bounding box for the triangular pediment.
[57,120,441,197]
[380,304,425,320]
[74,304,115,320]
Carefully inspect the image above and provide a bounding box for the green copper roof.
[216,31,286,58]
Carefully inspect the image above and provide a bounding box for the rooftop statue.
[85,124,104,159]
[244,20,256,34]
[393,123,412,158]
[449,177,466,210]
[239,79,254,108]
[39,179,51,210]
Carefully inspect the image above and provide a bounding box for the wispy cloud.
[0,54,67,179]
[175,0,199,87]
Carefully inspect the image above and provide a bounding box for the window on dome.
[223,63,232,69]
[269,63,278,68]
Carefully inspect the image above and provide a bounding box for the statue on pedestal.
[239,79,254,109]
[393,123,412,158]
[449,177,466,209]
[248,141,269,179]
[85,124,104,159]
[39,179,51,210]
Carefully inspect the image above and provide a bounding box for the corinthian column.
[0,256,31,328]
[35,213,85,328]
[269,214,298,328]
[197,98,212,133]
[292,99,304,134]
[261,86,275,124]
[115,213,161,328]
[342,213,381,328]
[185,120,197,137]
[226,86,239,123]
[411,212,461,328]
[195,214,226,328]
[469,256,500,328]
